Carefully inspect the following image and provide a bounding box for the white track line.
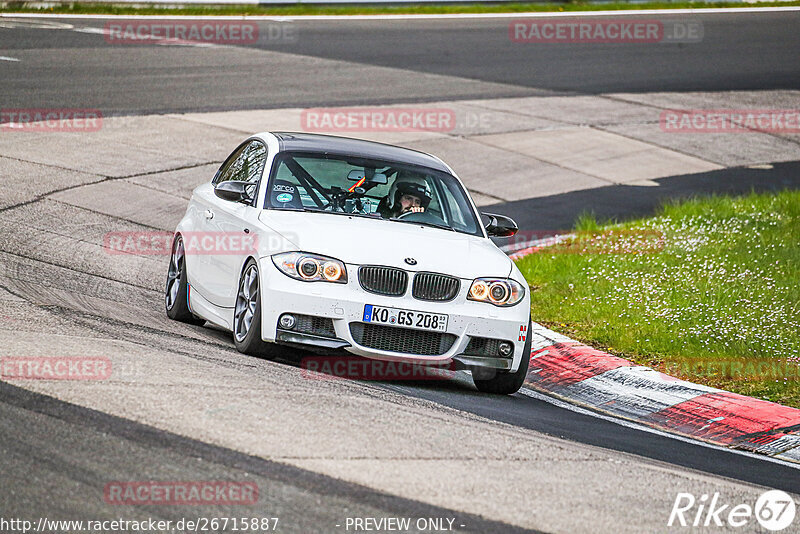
[519,387,800,471]
[0,56,20,61]
[1,6,799,21]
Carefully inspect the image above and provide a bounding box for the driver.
[377,173,432,219]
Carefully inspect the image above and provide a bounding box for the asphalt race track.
[0,12,799,114]
[1,10,799,533]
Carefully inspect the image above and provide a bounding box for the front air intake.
[349,323,456,356]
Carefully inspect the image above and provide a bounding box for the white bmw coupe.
[166,132,531,394]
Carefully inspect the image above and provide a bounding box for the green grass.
[2,0,800,16]
[516,190,800,407]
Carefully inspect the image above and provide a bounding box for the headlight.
[468,278,524,307]
[272,252,347,283]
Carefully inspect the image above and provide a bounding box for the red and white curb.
[523,324,800,464]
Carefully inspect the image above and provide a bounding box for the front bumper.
[259,259,530,372]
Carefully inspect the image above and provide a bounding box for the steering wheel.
[396,210,445,225]
[396,210,418,219]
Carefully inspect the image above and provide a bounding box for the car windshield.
[265,151,482,236]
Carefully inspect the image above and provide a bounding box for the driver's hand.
[408,206,425,213]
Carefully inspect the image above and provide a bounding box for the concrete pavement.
[1,89,799,532]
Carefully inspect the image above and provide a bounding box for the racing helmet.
[387,172,432,211]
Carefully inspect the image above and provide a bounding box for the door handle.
[204,209,214,220]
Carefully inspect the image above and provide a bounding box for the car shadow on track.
[277,347,480,392]
[486,159,800,232]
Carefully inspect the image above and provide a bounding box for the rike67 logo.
[669,490,797,531]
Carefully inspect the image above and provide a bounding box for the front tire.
[233,259,281,359]
[473,319,532,395]
[165,235,205,325]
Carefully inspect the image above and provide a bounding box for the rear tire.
[473,319,532,395]
[233,259,281,359]
[165,235,205,325]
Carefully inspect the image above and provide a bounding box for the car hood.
[258,210,511,279]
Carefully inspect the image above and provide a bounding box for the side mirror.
[483,212,518,237]
[214,181,253,203]
[348,170,388,185]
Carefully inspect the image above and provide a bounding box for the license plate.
[363,304,448,333]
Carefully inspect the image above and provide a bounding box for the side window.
[438,181,475,233]
[214,140,267,185]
